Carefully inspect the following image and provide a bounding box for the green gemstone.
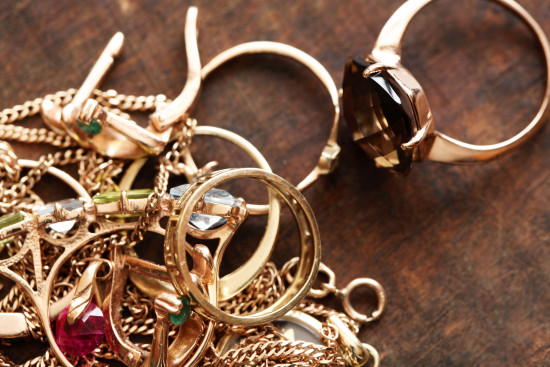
[169,296,191,326]
[0,212,24,230]
[0,237,14,252]
[77,119,102,136]
[93,189,154,204]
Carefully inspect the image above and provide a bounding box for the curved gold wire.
[201,41,341,214]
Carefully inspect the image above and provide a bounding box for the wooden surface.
[1,0,549,366]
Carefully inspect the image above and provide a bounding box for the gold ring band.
[343,0,550,173]
[202,41,341,213]
[123,126,282,301]
[165,168,321,326]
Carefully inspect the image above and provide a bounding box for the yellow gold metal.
[0,160,97,366]
[339,278,386,324]
[19,159,91,200]
[40,32,123,139]
[201,41,341,213]
[67,259,111,325]
[165,168,321,326]
[123,125,283,300]
[327,313,369,366]
[362,343,381,367]
[368,0,550,164]
[104,247,214,367]
[150,7,201,131]
[39,8,202,159]
[284,257,386,325]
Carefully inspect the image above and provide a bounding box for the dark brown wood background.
[1,0,549,366]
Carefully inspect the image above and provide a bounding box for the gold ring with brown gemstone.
[342,0,550,174]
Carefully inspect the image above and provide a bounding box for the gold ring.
[165,168,321,325]
[201,41,341,214]
[343,0,550,174]
[124,125,282,301]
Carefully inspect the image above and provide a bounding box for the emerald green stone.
[169,296,191,326]
[0,212,24,230]
[77,119,102,136]
[93,189,154,204]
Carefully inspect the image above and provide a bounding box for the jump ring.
[282,258,335,299]
[339,278,386,324]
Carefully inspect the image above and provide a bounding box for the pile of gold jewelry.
[0,8,385,367]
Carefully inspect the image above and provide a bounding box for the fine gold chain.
[0,89,379,366]
[0,89,163,125]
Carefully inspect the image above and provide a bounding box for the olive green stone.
[0,212,24,230]
[77,119,102,136]
[0,237,14,251]
[169,296,191,326]
[93,189,154,204]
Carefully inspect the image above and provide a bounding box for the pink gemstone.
[55,302,105,357]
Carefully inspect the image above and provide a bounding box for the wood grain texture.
[0,0,549,366]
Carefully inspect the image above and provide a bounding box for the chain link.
[0,126,74,148]
[0,90,75,125]
[0,88,378,366]
[0,149,87,212]
[0,89,164,125]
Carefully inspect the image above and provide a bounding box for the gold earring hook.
[40,7,202,159]
[40,32,124,141]
[150,6,201,131]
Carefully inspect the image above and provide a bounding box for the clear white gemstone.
[35,198,83,216]
[169,184,191,200]
[170,184,242,206]
[189,213,227,231]
[49,220,77,234]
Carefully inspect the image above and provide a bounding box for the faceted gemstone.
[170,184,243,207]
[204,188,244,207]
[34,198,83,233]
[93,189,154,204]
[0,212,24,229]
[169,296,191,325]
[35,198,83,216]
[342,56,414,174]
[77,119,102,136]
[189,213,227,231]
[169,184,191,200]
[170,184,240,230]
[49,220,77,234]
[55,302,105,357]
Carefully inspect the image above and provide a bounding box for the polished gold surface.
[39,8,202,160]
[202,41,341,213]
[165,168,321,325]
[119,125,283,301]
[367,0,550,164]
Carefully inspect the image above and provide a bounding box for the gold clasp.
[283,258,386,324]
[338,278,386,324]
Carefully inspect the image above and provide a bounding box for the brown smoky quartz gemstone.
[342,56,414,174]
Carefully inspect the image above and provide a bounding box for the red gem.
[55,302,105,357]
